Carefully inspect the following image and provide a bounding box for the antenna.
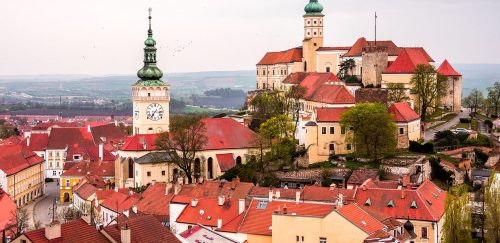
[374,12,378,46]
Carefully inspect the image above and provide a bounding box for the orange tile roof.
[21,134,49,152]
[344,37,400,57]
[316,107,350,122]
[0,145,44,175]
[401,47,434,62]
[302,186,355,203]
[103,214,180,243]
[337,204,386,234]
[61,161,114,178]
[383,48,430,74]
[238,199,333,236]
[216,153,236,172]
[176,197,242,227]
[299,73,355,104]
[437,59,461,76]
[257,47,303,65]
[0,189,16,233]
[135,183,174,219]
[388,102,420,122]
[24,219,109,243]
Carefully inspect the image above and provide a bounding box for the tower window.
[314,20,317,24]
[314,43,317,47]
[307,20,310,25]
[148,93,151,97]
[314,32,317,36]
[326,67,331,72]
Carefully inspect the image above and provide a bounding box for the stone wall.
[361,46,388,87]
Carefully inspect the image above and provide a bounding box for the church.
[115,10,259,188]
[254,0,462,114]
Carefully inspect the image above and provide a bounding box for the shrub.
[465,134,491,146]
[409,141,434,154]
[44,178,54,183]
[429,157,452,182]
[484,119,493,129]
[474,149,489,164]
[459,118,471,123]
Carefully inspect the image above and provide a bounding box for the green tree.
[442,185,473,243]
[410,64,448,121]
[486,81,500,117]
[337,58,356,81]
[259,115,294,143]
[485,174,500,243]
[463,89,484,119]
[386,83,408,103]
[249,91,287,129]
[340,103,397,160]
[155,115,208,184]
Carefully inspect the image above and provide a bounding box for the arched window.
[194,158,201,176]
[207,157,213,179]
[236,156,242,165]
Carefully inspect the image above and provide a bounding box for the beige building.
[0,145,44,207]
[388,102,422,148]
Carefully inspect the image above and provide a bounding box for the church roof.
[257,47,303,65]
[383,48,430,74]
[437,59,461,76]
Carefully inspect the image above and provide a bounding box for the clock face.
[133,106,139,120]
[146,103,164,121]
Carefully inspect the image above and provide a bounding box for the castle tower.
[132,8,170,135]
[302,0,324,72]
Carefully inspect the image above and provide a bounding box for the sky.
[1,0,499,75]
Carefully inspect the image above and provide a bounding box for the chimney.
[218,196,225,206]
[295,191,301,203]
[114,120,118,127]
[337,194,344,208]
[120,224,131,243]
[45,221,62,240]
[99,143,104,161]
[165,183,173,196]
[123,210,129,217]
[27,137,30,147]
[217,219,222,229]
[132,205,137,214]
[87,125,91,133]
[330,183,336,190]
[238,199,245,215]
[114,187,118,192]
[268,189,273,202]
[174,184,181,195]
[283,204,288,214]
[151,180,156,186]
[191,198,198,207]
[275,190,281,199]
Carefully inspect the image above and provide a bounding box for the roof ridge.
[237,197,254,233]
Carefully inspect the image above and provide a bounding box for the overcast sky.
[1,0,499,75]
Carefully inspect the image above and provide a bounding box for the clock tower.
[132,8,170,135]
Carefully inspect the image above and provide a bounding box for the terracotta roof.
[355,180,446,221]
[103,214,180,243]
[249,187,301,201]
[388,102,420,122]
[316,107,350,122]
[317,46,351,51]
[0,189,16,232]
[100,193,140,214]
[401,47,434,62]
[21,134,49,151]
[180,225,239,242]
[89,123,128,145]
[364,229,399,243]
[282,72,309,85]
[348,169,379,186]
[179,180,254,200]
[120,118,258,151]
[135,183,174,219]
[46,127,95,150]
[62,161,114,178]
[24,219,109,243]
[216,153,236,172]
[437,59,461,76]
[302,186,355,203]
[0,145,44,175]
[344,37,400,57]
[32,122,78,131]
[257,47,303,65]
[176,197,242,227]
[238,199,333,236]
[299,73,355,104]
[337,204,386,234]
[74,183,97,200]
[383,48,430,74]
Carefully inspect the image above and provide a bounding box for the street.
[424,108,470,142]
[30,182,70,227]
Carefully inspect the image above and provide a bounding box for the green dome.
[137,66,163,80]
[304,0,323,15]
[144,36,156,46]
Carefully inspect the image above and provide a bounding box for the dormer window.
[365,198,371,206]
[387,200,395,207]
[410,201,417,208]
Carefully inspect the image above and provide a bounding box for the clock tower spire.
[132,8,170,135]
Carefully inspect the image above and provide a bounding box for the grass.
[426,108,446,122]
[475,113,490,120]
[471,119,479,131]
[342,160,380,170]
[452,123,470,129]
[435,153,460,166]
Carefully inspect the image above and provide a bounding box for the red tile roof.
[354,180,446,221]
[216,153,236,172]
[47,128,95,150]
[176,197,242,227]
[74,183,97,200]
[21,134,49,152]
[24,219,109,243]
[383,48,430,74]
[89,123,128,145]
[437,59,461,76]
[401,47,434,62]
[348,169,379,186]
[249,187,301,201]
[317,46,351,51]
[61,161,114,178]
[177,180,254,201]
[0,189,16,232]
[388,102,420,122]
[103,214,180,243]
[238,199,333,236]
[100,193,140,214]
[135,183,174,219]
[299,73,355,104]
[120,118,258,151]
[282,72,309,85]
[302,186,355,203]
[316,107,350,122]
[344,37,400,57]
[0,145,44,175]
[32,122,78,131]
[257,47,303,65]
[337,204,386,234]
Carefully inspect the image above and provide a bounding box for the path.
[32,182,69,227]
[424,108,470,142]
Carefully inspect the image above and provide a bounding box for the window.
[314,20,317,24]
[326,67,331,73]
[399,127,404,135]
[148,93,151,97]
[161,170,166,176]
[52,171,56,176]
[329,144,335,151]
[320,237,327,243]
[147,171,151,177]
[347,144,352,150]
[329,127,334,134]
[296,236,300,242]
[421,227,428,239]
[321,127,327,134]
[65,180,69,187]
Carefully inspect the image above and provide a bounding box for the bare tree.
[386,83,408,103]
[155,115,208,184]
[410,64,448,121]
[7,208,30,237]
[463,89,484,119]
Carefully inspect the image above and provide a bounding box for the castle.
[254,0,462,114]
